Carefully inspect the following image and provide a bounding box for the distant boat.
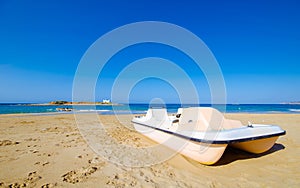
[132,107,286,165]
[56,107,72,112]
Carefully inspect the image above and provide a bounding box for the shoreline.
[0,111,300,117]
[1,104,299,115]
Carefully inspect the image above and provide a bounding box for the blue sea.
[0,103,299,115]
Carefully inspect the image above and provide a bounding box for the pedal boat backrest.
[178,107,243,131]
[141,108,171,129]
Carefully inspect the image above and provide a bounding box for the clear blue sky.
[0,0,299,103]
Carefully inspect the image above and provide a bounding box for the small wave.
[289,109,300,112]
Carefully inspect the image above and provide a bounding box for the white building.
[102,99,110,103]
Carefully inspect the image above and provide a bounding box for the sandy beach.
[0,113,299,187]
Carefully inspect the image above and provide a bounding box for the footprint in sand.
[0,140,20,146]
[42,161,50,166]
[41,183,58,188]
[61,166,98,184]
[19,120,35,124]
[106,173,138,187]
[88,156,104,164]
[62,157,106,184]
[6,171,42,187]
[26,171,42,184]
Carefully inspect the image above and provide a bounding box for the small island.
[28,99,121,106]
[48,99,119,106]
[50,100,120,112]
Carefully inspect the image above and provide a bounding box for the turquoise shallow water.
[0,103,299,115]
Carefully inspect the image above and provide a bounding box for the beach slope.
[0,113,299,187]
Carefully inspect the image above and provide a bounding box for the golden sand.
[0,113,299,187]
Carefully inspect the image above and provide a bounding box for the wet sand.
[0,113,299,187]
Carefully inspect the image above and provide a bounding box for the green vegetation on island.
[49,101,69,105]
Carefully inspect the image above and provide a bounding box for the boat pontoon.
[132,107,286,165]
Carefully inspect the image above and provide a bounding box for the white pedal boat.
[132,107,286,165]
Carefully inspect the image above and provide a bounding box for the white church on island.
[102,99,111,104]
